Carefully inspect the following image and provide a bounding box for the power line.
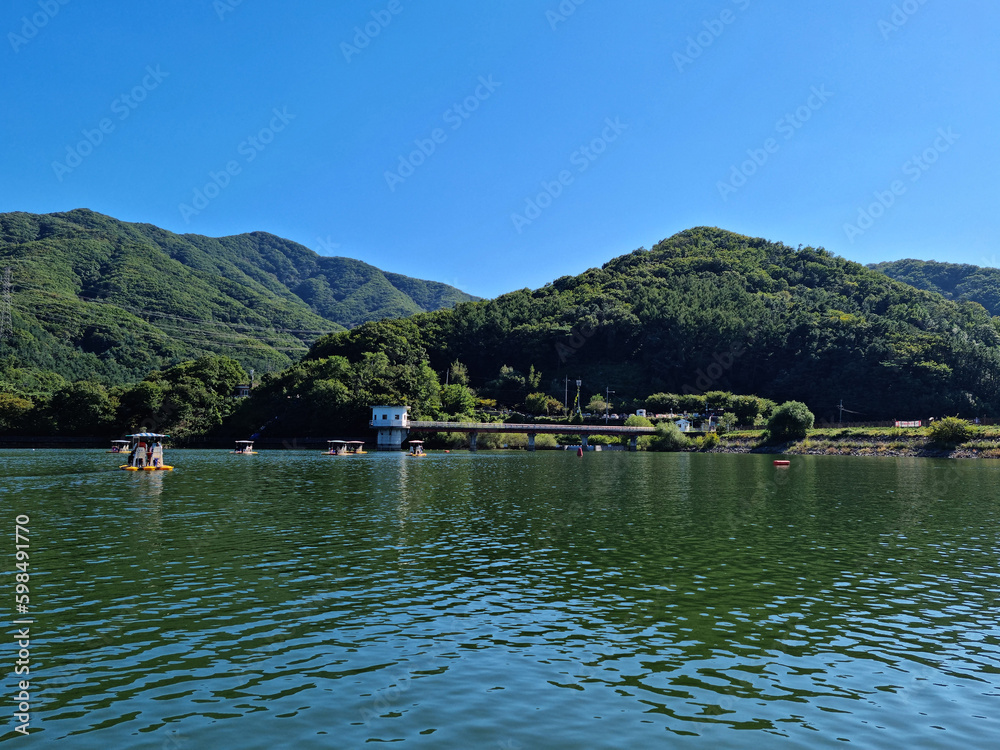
[12,284,341,336]
[11,303,310,353]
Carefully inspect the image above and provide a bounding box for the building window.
[382,414,387,421]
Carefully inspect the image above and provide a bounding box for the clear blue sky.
[2,0,997,298]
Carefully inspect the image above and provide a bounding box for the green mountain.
[287,227,1000,426]
[869,259,1000,317]
[0,209,476,393]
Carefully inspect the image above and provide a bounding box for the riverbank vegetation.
[711,419,1000,458]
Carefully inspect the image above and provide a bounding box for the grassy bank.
[714,425,1000,459]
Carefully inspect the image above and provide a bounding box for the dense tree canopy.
[0,209,476,392]
[6,225,1000,438]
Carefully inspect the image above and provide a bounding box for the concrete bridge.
[370,405,655,451]
[409,420,656,451]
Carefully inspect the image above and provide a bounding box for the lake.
[2,449,999,748]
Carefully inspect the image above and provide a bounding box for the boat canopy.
[127,433,169,439]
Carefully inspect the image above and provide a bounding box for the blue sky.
[2,0,997,299]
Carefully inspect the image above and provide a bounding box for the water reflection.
[2,450,999,747]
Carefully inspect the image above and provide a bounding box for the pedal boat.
[233,440,257,455]
[119,433,174,471]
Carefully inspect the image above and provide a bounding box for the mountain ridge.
[869,258,1000,318]
[0,208,477,391]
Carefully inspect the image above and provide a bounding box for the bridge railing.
[407,421,656,435]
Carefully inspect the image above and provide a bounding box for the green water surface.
[1,449,998,748]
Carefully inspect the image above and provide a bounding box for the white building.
[370,405,410,451]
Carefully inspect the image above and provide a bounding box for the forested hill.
[0,209,476,392]
[869,259,1000,318]
[305,227,1000,423]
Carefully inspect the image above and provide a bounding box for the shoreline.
[710,431,1000,459]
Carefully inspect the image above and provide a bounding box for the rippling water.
[2,449,999,748]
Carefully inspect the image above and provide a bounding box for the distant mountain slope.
[0,209,477,391]
[869,259,1000,317]
[309,226,999,421]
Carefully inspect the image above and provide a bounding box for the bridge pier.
[469,432,478,452]
[629,436,638,452]
[527,433,536,452]
[581,434,588,449]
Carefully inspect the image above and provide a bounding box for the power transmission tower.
[0,266,11,341]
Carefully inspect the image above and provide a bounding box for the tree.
[47,381,114,435]
[646,392,680,413]
[717,411,738,434]
[525,392,550,415]
[678,394,706,414]
[412,363,442,417]
[527,365,542,390]
[704,390,734,412]
[731,395,763,425]
[441,384,476,416]
[0,394,33,433]
[116,381,165,431]
[448,360,469,386]
[586,395,608,414]
[766,401,815,442]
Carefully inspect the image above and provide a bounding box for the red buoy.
[773,460,790,466]
[577,446,583,457]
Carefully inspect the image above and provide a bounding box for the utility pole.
[838,399,844,423]
[605,387,615,423]
[575,379,582,416]
[564,376,568,416]
[0,266,11,341]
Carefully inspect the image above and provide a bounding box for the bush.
[766,400,815,442]
[650,421,689,452]
[927,416,972,445]
[716,411,738,435]
[700,432,719,450]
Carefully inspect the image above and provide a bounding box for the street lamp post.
[605,387,615,423]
